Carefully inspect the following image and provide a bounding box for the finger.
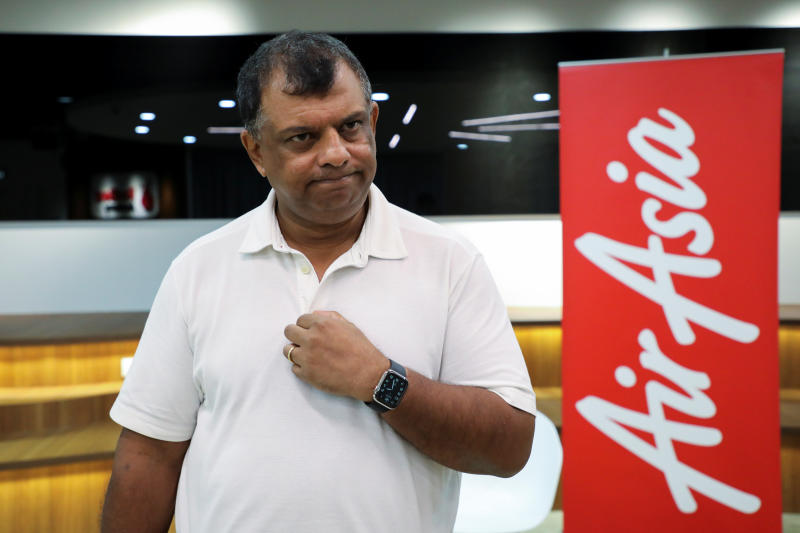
[284,323,307,344]
[296,313,316,329]
[283,343,300,365]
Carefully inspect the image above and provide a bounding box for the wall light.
[207,126,245,134]
[478,123,560,132]
[402,104,417,125]
[448,131,511,143]
[462,110,559,127]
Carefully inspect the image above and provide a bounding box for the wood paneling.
[0,420,120,470]
[0,381,123,406]
[0,340,134,438]
[513,324,562,388]
[783,431,800,514]
[0,322,798,531]
[0,459,112,533]
[0,340,137,387]
[781,324,800,389]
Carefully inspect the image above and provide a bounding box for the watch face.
[375,371,408,408]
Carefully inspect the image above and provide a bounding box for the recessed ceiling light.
[388,134,400,149]
[140,112,156,121]
[218,99,236,108]
[371,92,389,101]
[183,135,197,144]
[457,144,468,150]
[402,104,417,125]
[135,125,150,134]
[57,96,73,104]
[533,93,552,102]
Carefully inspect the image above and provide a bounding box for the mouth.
[313,172,356,184]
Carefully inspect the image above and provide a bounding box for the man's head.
[236,30,372,139]
[237,31,379,230]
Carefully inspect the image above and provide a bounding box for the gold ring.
[287,345,296,364]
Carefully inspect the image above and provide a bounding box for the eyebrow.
[276,110,369,138]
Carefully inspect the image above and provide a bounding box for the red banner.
[560,51,784,532]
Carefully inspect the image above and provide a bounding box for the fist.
[283,311,389,402]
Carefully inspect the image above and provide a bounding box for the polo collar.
[238,184,407,261]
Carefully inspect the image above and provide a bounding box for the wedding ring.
[287,344,296,364]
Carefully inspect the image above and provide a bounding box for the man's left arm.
[284,311,535,478]
[382,367,535,477]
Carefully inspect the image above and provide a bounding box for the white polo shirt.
[111,184,536,533]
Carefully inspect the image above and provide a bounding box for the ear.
[240,129,266,177]
[369,101,379,135]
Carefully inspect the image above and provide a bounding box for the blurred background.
[0,1,798,222]
[0,1,798,532]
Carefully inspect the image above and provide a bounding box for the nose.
[317,129,349,168]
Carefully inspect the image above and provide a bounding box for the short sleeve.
[110,263,202,441]
[439,254,536,415]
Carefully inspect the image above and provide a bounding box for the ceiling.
[1,0,799,36]
[1,4,798,219]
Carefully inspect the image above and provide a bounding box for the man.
[102,31,536,533]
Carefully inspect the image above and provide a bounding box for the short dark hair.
[236,30,372,137]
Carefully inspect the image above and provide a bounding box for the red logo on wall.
[560,51,783,532]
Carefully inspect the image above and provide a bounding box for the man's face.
[241,62,379,229]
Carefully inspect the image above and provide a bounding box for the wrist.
[359,354,390,402]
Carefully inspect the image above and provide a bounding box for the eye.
[342,120,361,131]
[288,132,311,143]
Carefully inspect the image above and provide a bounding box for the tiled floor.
[520,511,800,532]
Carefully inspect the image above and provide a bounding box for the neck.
[276,201,368,279]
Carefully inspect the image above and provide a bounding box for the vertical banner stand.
[559,50,784,532]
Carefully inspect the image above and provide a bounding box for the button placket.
[293,252,318,313]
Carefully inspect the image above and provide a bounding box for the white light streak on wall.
[448,131,511,142]
[462,110,560,127]
[402,104,418,125]
[478,123,560,132]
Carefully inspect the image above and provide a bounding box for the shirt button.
[300,263,312,275]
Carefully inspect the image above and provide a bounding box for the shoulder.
[171,204,261,268]
[390,204,479,255]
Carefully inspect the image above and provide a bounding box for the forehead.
[260,63,367,129]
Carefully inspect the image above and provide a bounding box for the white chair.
[454,412,562,533]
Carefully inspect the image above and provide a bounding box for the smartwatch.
[365,359,408,413]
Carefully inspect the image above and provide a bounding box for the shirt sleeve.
[110,262,202,441]
[439,253,537,415]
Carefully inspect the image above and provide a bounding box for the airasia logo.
[573,108,760,514]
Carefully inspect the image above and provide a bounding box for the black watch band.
[365,359,408,413]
